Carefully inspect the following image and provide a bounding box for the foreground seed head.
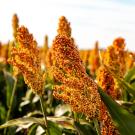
[8,26,45,95]
[51,34,101,119]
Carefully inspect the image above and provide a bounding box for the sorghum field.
[0,14,135,135]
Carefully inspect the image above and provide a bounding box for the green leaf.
[48,121,62,135]
[55,104,71,116]
[130,78,135,88]
[98,87,135,135]
[118,78,135,97]
[6,126,16,135]
[48,116,74,130]
[28,124,38,135]
[74,122,97,135]
[105,65,135,97]
[45,83,53,90]
[61,128,76,135]
[0,117,44,129]
[0,70,5,91]
[124,66,135,82]
[0,104,7,124]
[93,119,101,135]
[0,116,74,130]
[3,70,15,107]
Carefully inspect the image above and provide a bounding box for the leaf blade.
[98,87,135,135]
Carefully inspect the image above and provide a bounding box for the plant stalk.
[93,118,101,135]
[39,96,50,135]
[4,78,17,135]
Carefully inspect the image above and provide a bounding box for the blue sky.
[0,0,135,50]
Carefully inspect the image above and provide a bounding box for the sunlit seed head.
[8,26,44,95]
[50,22,101,118]
[57,16,71,37]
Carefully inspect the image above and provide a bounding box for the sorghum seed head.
[8,26,44,95]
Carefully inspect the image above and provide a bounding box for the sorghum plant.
[47,16,101,119]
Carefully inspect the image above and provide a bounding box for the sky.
[0,0,135,50]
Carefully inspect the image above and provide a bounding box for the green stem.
[72,111,81,135]
[4,78,17,135]
[39,96,50,135]
[93,118,101,135]
[73,112,79,122]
